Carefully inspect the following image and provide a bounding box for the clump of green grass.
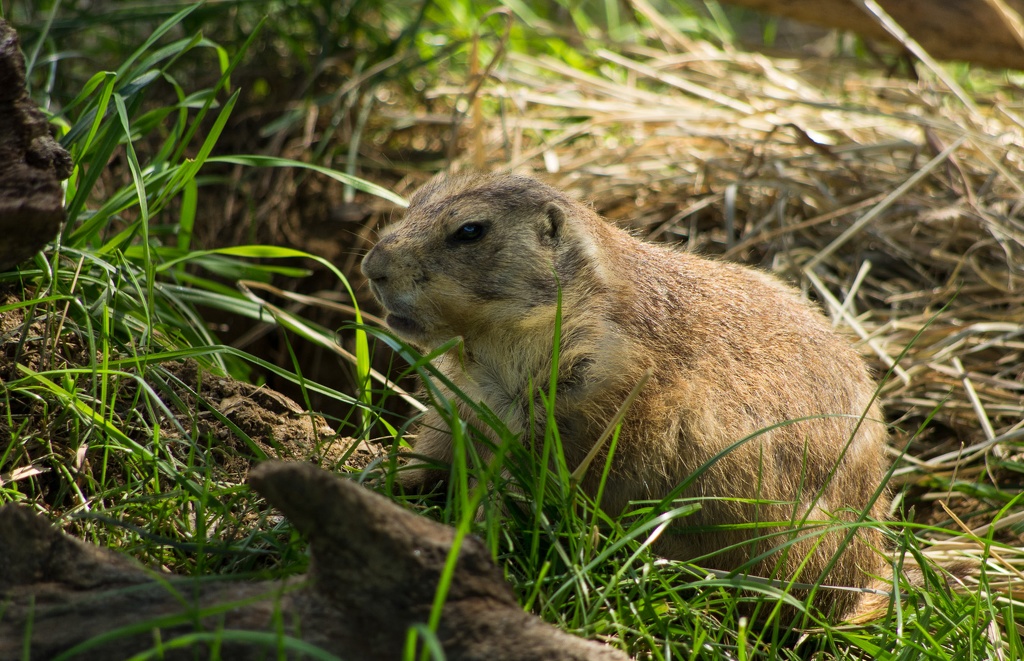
[372,320,1022,661]
[0,2,392,580]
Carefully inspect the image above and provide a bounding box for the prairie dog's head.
[361,172,592,349]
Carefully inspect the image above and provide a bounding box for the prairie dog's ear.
[541,201,565,244]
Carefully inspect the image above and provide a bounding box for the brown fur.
[361,172,890,622]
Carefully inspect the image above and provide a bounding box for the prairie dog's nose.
[361,238,393,281]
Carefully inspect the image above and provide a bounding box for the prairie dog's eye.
[452,222,486,243]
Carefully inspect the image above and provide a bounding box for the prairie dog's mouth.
[385,313,425,337]
[369,287,425,338]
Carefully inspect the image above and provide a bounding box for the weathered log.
[0,461,628,660]
[721,0,1024,70]
[0,19,72,271]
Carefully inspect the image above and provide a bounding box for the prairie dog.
[361,172,889,620]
